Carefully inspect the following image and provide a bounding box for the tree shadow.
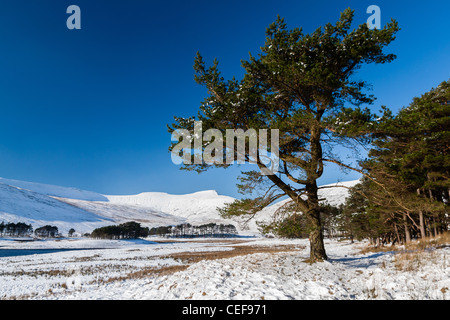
[329,252,391,269]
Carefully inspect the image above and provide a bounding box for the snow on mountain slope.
[0,177,359,236]
[58,197,188,227]
[0,182,111,234]
[317,180,359,207]
[0,177,106,201]
[105,190,235,224]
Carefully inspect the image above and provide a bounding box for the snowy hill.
[0,178,107,201]
[0,182,111,234]
[106,190,236,224]
[0,177,359,236]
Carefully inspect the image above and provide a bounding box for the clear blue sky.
[0,0,448,197]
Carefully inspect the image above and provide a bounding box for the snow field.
[129,241,450,300]
[2,238,448,300]
[0,239,234,299]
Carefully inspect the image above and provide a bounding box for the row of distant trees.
[90,222,150,239]
[1,220,240,240]
[0,221,61,238]
[91,222,238,239]
[149,223,238,238]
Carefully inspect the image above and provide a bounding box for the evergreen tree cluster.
[0,221,33,237]
[90,221,149,240]
[149,223,237,238]
[340,80,450,245]
[0,221,60,238]
[260,81,449,245]
[34,225,60,238]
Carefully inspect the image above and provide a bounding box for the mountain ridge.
[0,177,359,235]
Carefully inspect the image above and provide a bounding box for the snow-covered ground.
[0,237,448,300]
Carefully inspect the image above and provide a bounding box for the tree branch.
[283,162,308,185]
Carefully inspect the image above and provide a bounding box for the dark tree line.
[149,223,238,238]
[90,221,149,240]
[35,225,60,238]
[0,222,33,237]
[0,222,60,238]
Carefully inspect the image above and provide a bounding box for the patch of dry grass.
[99,265,190,283]
[394,233,449,272]
[163,244,302,265]
[358,244,399,255]
[358,232,450,272]
[404,232,450,251]
[359,232,450,254]
[393,248,443,272]
[99,244,303,283]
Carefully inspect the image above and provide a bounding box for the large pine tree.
[169,8,399,262]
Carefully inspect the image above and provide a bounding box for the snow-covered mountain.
[0,181,110,234]
[0,178,107,201]
[0,177,359,235]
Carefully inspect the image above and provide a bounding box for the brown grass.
[357,232,450,272]
[99,265,191,284]
[393,233,449,272]
[404,232,450,251]
[359,232,450,255]
[163,244,302,264]
[393,249,442,272]
[358,245,399,255]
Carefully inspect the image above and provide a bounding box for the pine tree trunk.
[419,211,426,239]
[394,223,401,245]
[304,121,327,262]
[403,212,411,244]
[417,189,426,239]
[303,164,328,262]
[306,207,327,262]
